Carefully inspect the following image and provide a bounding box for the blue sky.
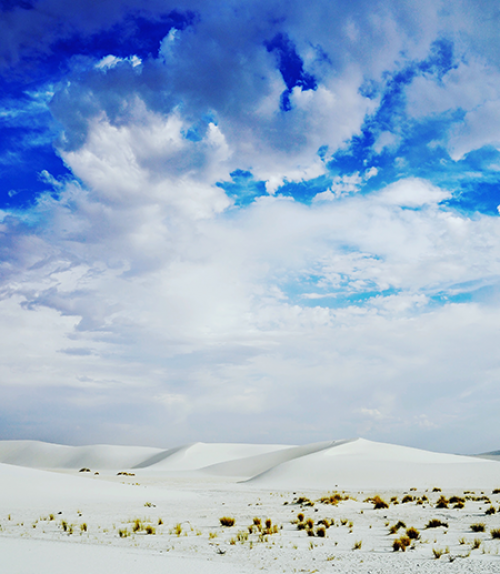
[1,0,500,452]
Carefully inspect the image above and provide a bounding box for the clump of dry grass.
[401,495,414,504]
[470,523,486,533]
[406,527,420,540]
[393,536,411,552]
[318,492,349,505]
[485,506,496,515]
[220,517,235,527]
[426,519,448,529]
[352,540,362,550]
[366,495,389,509]
[293,496,314,506]
[490,528,500,539]
[388,521,406,534]
[432,547,448,559]
[435,495,449,509]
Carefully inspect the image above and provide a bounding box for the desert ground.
[1,438,500,573]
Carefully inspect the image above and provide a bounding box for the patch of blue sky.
[276,174,332,203]
[183,111,218,142]
[51,10,196,64]
[0,91,71,208]
[265,33,317,112]
[217,170,268,207]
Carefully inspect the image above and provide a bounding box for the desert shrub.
[485,506,496,515]
[388,521,406,534]
[220,517,235,527]
[294,496,314,506]
[435,496,449,509]
[118,528,130,538]
[472,538,481,549]
[470,523,486,533]
[406,527,420,540]
[401,495,414,504]
[173,523,183,536]
[265,518,272,529]
[208,531,217,539]
[432,487,442,492]
[491,528,500,539]
[144,524,156,535]
[390,496,399,504]
[318,518,331,528]
[297,522,306,530]
[79,468,91,473]
[432,547,445,559]
[253,517,262,526]
[393,536,411,552]
[158,518,163,525]
[371,495,389,509]
[305,518,315,530]
[426,519,448,528]
[61,520,68,532]
[454,501,465,509]
[492,488,500,494]
[318,492,349,505]
[316,526,326,538]
[132,519,142,533]
[80,523,87,532]
[449,496,465,504]
[49,514,54,521]
[144,502,154,508]
[352,540,362,550]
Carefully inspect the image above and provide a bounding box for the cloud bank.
[1,0,500,453]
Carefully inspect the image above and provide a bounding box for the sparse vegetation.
[79,468,91,473]
[432,547,445,559]
[485,506,496,515]
[220,516,235,527]
[435,495,449,509]
[426,519,448,529]
[352,540,362,550]
[369,495,389,509]
[406,526,420,540]
[491,528,500,539]
[393,536,411,552]
[470,523,486,533]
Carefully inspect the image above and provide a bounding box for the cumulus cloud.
[2,0,500,451]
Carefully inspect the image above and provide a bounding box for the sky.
[1,0,500,453]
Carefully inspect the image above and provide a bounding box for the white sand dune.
[0,462,195,512]
[200,439,352,478]
[2,437,500,574]
[136,442,289,471]
[247,438,500,490]
[0,440,162,470]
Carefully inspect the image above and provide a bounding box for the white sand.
[1,437,500,573]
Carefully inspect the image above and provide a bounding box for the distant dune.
[0,437,499,490]
[0,440,162,470]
